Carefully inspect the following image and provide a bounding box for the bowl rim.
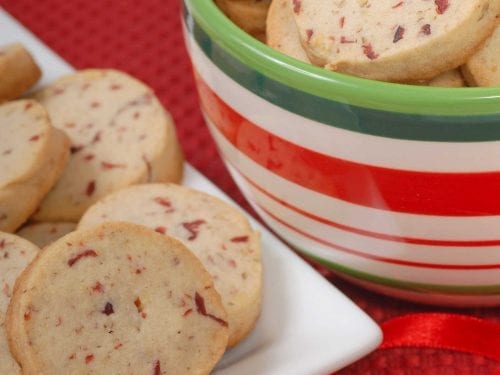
[184,0,500,116]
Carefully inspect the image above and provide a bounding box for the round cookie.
[31,69,184,222]
[0,231,40,375]
[6,222,228,375]
[0,43,41,103]
[17,222,76,248]
[291,0,500,82]
[266,0,310,62]
[79,183,262,347]
[0,99,70,232]
[462,25,500,86]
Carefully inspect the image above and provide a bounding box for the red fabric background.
[1,0,499,373]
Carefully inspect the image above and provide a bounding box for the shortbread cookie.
[462,25,500,86]
[79,183,262,347]
[428,68,466,87]
[266,0,309,62]
[31,69,184,222]
[6,222,228,375]
[0,231,40,375]
[292,0,500,82]
[0,43,41,103]
[17,222,76,248]
[0,99,70,232]
[216,0,271,41]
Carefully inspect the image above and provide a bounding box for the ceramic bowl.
[182,0,500,306]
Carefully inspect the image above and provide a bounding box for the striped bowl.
[183,0,500,306]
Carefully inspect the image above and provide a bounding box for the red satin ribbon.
[380,313,500,362]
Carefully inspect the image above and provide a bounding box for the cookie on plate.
[0,99,70,232]
[291,0,500,82]
[462,25,500,86]
[266,0,309,62]
[6,222,228,375]
[0,231,40,375]
[79,183,262,347]
[0,43,41,103]
[16,222,76,248]
[216,0,271,41]
[30,69,184,222]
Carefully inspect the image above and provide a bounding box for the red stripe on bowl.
[196,74,500,217]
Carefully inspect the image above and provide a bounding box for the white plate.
[0,8,382,374]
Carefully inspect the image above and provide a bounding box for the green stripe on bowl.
[298,249,500,295]
[183,0,500,142]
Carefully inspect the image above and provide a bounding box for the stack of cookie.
[0,43,263,373]
[218,0,500,86]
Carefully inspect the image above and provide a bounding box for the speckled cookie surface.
[0,43,41,103]
[462,25,500,86]
[0,99,70,232]
[17,222,76,248]
[266,0,310,62]
[6,222,228,375]
[79,183,262,347]
[0,231,40,375]
[31,69,184,222]
[291,0,500,82]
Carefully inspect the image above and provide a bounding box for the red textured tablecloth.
[1,1,499,373]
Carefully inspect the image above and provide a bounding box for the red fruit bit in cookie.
[292,0,301,14]
[154,226,167,234]
[362,43,379,60]
[182,219,206,241]
[110,84,122,90]
[101,161,125,170]
[194,292,228,327]
[0,239,6,248]
[306,29,314,42]
[91,281,104,293]
[154,360,161,375]
[435,0,449,14]
[24,307,32,321]
[53,87,65,95]
[183,308,193,316]
[68,249,98,267]
[340,36,356,44]
[83,153,95,161]
[86,180,96,196]
[393,26,405,43]
[102,302,114,315]
[231,235,249,243]
[24,101,34,111]
[114,342,123,350]
[339,16,345,28]
[29,134,40,142]
[392,1,403,8]
[90,101,101,108]
[70,145,84,154]
[134,297,144,314]
[68,353,76,360]
[56,317,63,326]
[85,354,94,364]
[153,197,173,210]
[91,131,102,144]
[420,24,431,35]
